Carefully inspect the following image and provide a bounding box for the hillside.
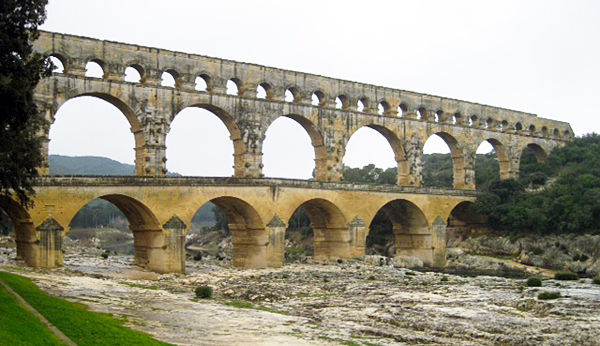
[49,155,135,175]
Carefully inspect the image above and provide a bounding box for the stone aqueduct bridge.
[4,31,572,272]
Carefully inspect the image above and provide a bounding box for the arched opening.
[209,196,266,268]
[446,201,490,246]
[343,126,403,185]
[501,120,509,131]
[357,98,369,112]
[48,55,65,73]
[453,113,462,125]
[398,103,407,117]
[49,95,138,175]
[423,132,468,189]
[519,143,548,185]
[226,79,240,96]
[529,124,536,135]
[486,118,494,129]
[285,87,300,102]
[195,75,208,91]
[336,95,348,109]
[474,139,508,190]
[367,199,432,264]
[289,198,348,262]
[166,106,239,177]
[161,70,180,88]
[262,115,323,179]
[417,107,427,120]
[515,122,523,132]
[256,83,269,99]
[312,91,325,106]
[541,126,549,137]
[124,66,142,83]
[67,198,131,255]
[553,128,560,137]
[469,115,478,127]
[284,207,314,263]
[186,201,230,261]
[378,101,390,115]
[434,110,443,123]
[67,194,161,270]
[85,60,105,78]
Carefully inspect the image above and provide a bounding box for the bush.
[526,277,542,287]
[555,272,579,280]
[593,277,600,285]
[195,285,213,299]
[538,291,561,300]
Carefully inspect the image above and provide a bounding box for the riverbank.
[1,245,599,345]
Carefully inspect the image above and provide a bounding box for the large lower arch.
[48,92,145,175]
[522,143,549,164]
[289,198,349,261]
[370,199,435,265]
[425,132,469,189]
[446,201,490,247]
[209,196,267,269]
[264,114,327,180]
[67,194,172,272]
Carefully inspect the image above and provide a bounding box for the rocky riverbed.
[1,243,600,345]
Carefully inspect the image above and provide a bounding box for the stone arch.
[256,81,274,100]
[446,201,490,245]
[174,104,245,177]
[289,198,349,261]
[162,68,182,88]
[369,199,434,265]
[226,77,243,95]
[48,53,68,73]
[85,58,107,78]
[209,196,267,268]
[264,114,327,180]
[51,92,146,175]
[522,143,548,164]
[68,194,166,271]
[424,132,470,189]
[195,72,212,91]
[345,124,408,186]
[285,86,302,102]
[336,94,350,109]
[311,90,327,106]
[475,138,510,180]
[124,63,145,83]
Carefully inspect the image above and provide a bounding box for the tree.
[0,0,52,207]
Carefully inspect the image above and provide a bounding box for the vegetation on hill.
[474,134,600,235]
[49,155,136,175]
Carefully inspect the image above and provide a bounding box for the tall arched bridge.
[3,31,572,272]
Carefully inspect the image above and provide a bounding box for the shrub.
[195,285,213,299]
[441,276,449,282]
[555,272,578,280]
[282,273,289,279]
[526,277,542,287]
[367,275,376,281]
[593,277,600,285]
[538,291,561,300]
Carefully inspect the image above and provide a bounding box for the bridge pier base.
[231,226,269,269]
[314,227,352,262]
[16,217,64,269]
[132,218,187,274]
[349,216,367,258]
[266,216,286,268]
[394,226,435,267]
[431,217,448,267]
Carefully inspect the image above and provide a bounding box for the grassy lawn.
[0,283,66,345]
[0,271,172,346]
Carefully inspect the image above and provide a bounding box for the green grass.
[0,284,66,345]
[226,300,253,309]
[0,271,171,345]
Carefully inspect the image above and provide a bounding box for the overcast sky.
[41,0,600,178]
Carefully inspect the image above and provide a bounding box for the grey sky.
[41,0,600,178]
